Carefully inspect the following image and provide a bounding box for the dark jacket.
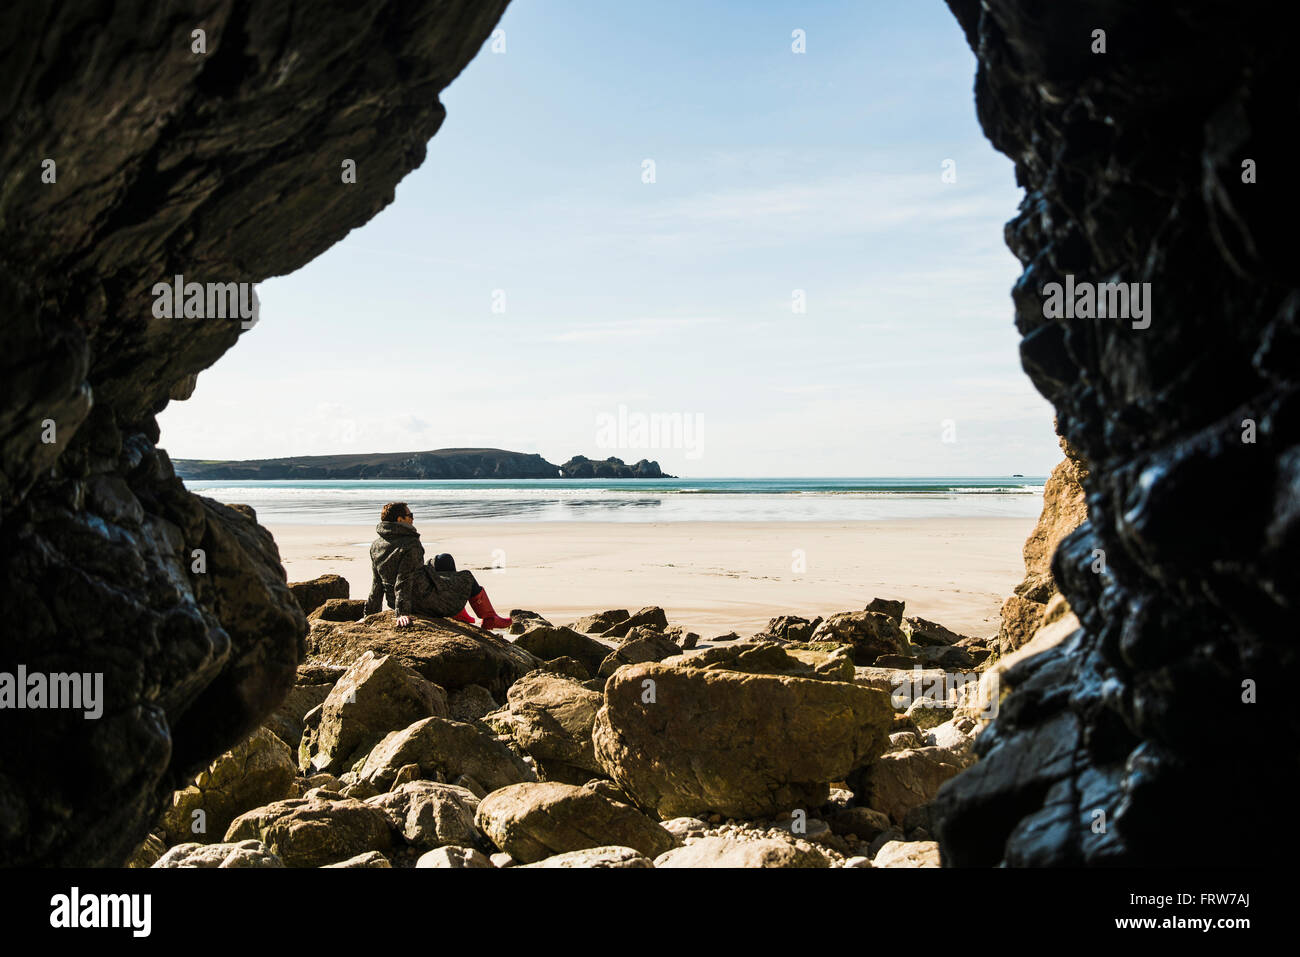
[365,521,474,617]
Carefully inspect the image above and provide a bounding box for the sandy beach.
[270,517,1035,639]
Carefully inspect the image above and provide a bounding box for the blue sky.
[158,0,1059,477]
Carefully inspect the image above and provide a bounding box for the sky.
[157,0,1060,478]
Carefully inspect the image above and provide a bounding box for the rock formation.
[933,0,1299,866]
[558,455,674,479]
[175,448,561,480]
[0,0,510,866]
[174,448,678,479]
[996,432,1088,654]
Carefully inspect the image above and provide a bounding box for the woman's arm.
[392,544,424,618]
[364,562,384,615]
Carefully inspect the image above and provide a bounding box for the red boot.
[450,607,474,624]
[469,589,512,630]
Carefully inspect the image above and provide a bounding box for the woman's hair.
[380,501,412,522]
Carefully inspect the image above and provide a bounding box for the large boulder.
[224,797,395,868]
[153,840,284,869]
[599,606,668,640]
[522,846,654,868]
[596,633,681,679]
[309,598,367,622]
[569,610,630,634]
[512,624,612,676]
[489,671,604,774]
[288,574,350,616]
[593,662,894,819]
[873,840,941,868]
[364,781,480,850]
[474,782,674,863]
[901,617,973,648]
[810,611,907,664]
[308,611,540,696]
[263,664,345,749]
[356,716,535,793]
[417,846,493,868]
[666,641,854,683]
[300,651,448,775]
[848,747,966,824]
[654,836,829,868]
[160,727,298,845]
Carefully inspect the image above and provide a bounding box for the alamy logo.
[596,404,704,460]
[151,274,258,328]
[1041,274,1151,329]
[50,887,151,937]
[0,665,103,719]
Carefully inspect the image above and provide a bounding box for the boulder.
[448,685,498,723]
[160,727,298,845]
[811,611,907,664]
[663,626,700,650]
[496,671,603,773]
[593,662,894,819]
[569,609,630,634]
[308,612,540,696]
[666,641,854,683]
[356,716,535,793]
[600,606,668,640]
[824,806,893,842]
[872,840,941,868]
[224,797,395,868]
[508,610,551,635]
[758,615,823,642]
[364,782,480,849]
[512,624,611,676]
[654,836,830,868]
[847,747,965,824]
[660,817,708,843]
[263,665,343,750]
[323,851,391,868]
[597,633,681,678]
[300,651,448,775]
[417,846,493,868]
[902,617,971,648]
[309,598,367,622]
[474,782,674,864]
[905,698,955,731]
[536,656,592,681]
[854,666,948,708]
[153,840,284,869]
[522,846,654,868]
[289,574,350,616]
[864,598,905,622]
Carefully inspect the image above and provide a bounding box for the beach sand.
[270,517,1035,640]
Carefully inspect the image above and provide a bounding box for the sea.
[183,477,1047,525]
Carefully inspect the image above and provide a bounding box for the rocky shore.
[131,576,1000,869]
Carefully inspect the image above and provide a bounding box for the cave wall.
[0,0,509,866]
[934,0,1299,864]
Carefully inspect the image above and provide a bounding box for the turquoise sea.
[183,477,1047,524]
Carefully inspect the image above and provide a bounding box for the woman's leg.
[436,553,484,596]
[432,554,477,622]
[468,574,511,630]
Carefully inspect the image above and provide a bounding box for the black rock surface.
[0,0,509,866]
[932,0,1299,865]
